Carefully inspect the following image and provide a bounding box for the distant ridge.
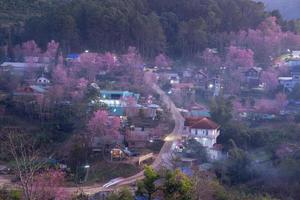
[256,0,300,20]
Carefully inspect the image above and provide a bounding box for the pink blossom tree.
[255,98,277,113]
[275,92,287,110]
[31,169,70,200]
[154,53,172,69]
[232,16,300,64]
[225,46,254,69]
[199,48,221,73]
[87,110,121,144]
[52,64,69,85]
[102,52,119,71]
[21,40,41,57]
[124,96,138,117]
[121,47,144,87]
[44,40,60,60]
[261,68,279,91]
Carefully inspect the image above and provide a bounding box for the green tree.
[136,166,159,200]
[163,169,193,200]
[107,187,134,200]
[289,83,300,100]
[210,96,233,125]
[183,138,208,163]
[218,141,253,185]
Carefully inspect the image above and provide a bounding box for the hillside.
[257,0,300,20]
[0,0,67,25]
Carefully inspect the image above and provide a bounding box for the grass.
[87,161,139,184]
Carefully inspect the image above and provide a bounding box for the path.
[0,72,185,195]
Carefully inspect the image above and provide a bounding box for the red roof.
[184,117,220,129]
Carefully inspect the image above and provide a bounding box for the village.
[1,40,300,183]
[1,10,300,199]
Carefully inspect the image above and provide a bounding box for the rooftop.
[184,117,220,129]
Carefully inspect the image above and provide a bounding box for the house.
[195,70,208,84]
[0,62,47,75]
[140,104,162,119]
[184,117,220,148]
[279,65,300,91]
[188,105,211,118]
[292,51,300,59]
[244,67,262,88]
[13,85,47,96]
[184,117,223,160]
[160,73,180,84]
[182,68,193,79]
[66,54,80,62]
[125,127,151,148]
[100,90,140,107]
[36,76,50,85]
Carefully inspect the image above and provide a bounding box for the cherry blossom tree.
[71,78,89,101]
[87,110,121,144]
[31,169,70,200]
[261,68,279,91]
[275,92,287,110]
[124,96,138,117]
[44,40,60,60]
[232,17,300,65]
[52,64,69,85]
[21,40,41,57]
[121,47,144,87]
[255,98,277,113]
[198,48,221,73]
[255,93,287,114]
[154,53,172,69]
[102,52,119,71]
[225,46,254,69]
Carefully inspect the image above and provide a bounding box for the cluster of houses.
[0,56,165,152]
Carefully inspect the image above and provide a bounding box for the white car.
[102,177,124,188]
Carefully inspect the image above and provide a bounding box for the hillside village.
[1,0,300,200]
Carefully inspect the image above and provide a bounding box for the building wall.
[188,128,219,148]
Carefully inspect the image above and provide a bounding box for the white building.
[184,117,220,148]
[278,65,300,91]
[292,51,300,59]
[36,77,50,85]
[184,117,222,160]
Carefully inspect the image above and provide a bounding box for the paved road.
[0,72,185,195]
[114,72,184,187]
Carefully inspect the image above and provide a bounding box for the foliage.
[289,83,300,100]
[183,138,208,163]
[216,142,253,185]
[210,96,233,125]
[0,0,270,58]
[163,169,193,200]
[0,187,21,200]
[107,188,134,200]
[136,165,160,200]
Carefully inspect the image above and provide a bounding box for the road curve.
[114,72,184,187]
[0,72,185,196]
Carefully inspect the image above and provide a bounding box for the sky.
[257,0,300,20]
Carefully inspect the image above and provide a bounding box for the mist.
[257,0,300,20]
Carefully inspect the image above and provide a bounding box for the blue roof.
[108,106,125,116]
[190,110,211,117]
[100,90,140,99]
[135,196,148,200]
[180,166,193,177]
[67,54,79,59]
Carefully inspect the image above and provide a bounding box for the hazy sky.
[257,0,300,20]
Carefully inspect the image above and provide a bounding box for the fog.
[257,0,300,20]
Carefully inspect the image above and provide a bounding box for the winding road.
[0,72,185,195]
